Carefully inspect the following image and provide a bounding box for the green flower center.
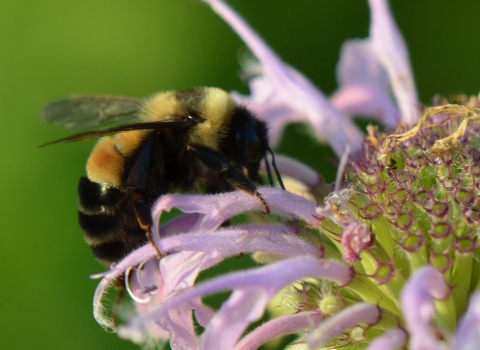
[287,100,480,346]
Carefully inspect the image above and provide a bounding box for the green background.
[2,1,480,349]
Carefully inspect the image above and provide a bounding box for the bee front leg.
[187,145,270,214]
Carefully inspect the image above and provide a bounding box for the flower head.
[90,1,480,349]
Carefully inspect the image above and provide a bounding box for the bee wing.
[41,95,143,131]
[39,119,196,147]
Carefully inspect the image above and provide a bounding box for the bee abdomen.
[78,211,119,245]
[90,240,131,264]
[78,176,119,215]
[78,176,147,264]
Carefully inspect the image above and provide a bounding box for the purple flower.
[203,0,364,156]
[204,0,418,156]
[89,1,480,349]
[93,189,330,344]
[332,0,419,127]
[396,266,480,350]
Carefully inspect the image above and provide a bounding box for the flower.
[90,0,480,349]
[203,0,364,155]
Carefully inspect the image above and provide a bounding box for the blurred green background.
[2,1,480,349]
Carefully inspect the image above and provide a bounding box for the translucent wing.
[41,95,143,131]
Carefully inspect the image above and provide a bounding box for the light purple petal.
[118,259,171,344]
[157,227,324,293]
[201,289,268,350]
[333,39,400,127]
[121,258,204,348]
[332,0,419,127]
[160,228,324,262]
[117,225,323,349]
[203,0,364,156]
[456,291,480,349]
[235,311,323,350]
[400,266,449,350]
[368,0,419,125]
[117,324,156,346]
[307,303,380,348]
[160,213,204,237]
[156,303,200,350]
[331,84,399,128]
[367,328,408,350]
[160,251,207,295]
[337,39,390,89]
[193,298,216,328]
[119,256,353,344]
[94,226,323,330]
[151,188,320,239]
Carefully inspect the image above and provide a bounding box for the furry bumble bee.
[42,87,282,265]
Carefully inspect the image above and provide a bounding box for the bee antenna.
[266,146,285,190]
[264,154,274,186]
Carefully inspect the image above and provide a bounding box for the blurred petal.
[333,39,400,127]
[235,311,323,350]
[341,223,374,264]
[333,0,419,126]
[337,39,390,89]
[367,328,408,350]
[332,84,399,127]
[203,0,364,156]
[400,266,449,350]
[307,303,380,348]
[456,291,480,350]
[368,0,419,124]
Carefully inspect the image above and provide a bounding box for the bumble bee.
[42,87,282,265]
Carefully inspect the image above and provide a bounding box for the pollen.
[86,137,124,187]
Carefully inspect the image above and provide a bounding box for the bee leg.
[133,192,163,259]
[225,166,270,214]
[188,145,270,214]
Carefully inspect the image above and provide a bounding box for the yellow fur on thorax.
[139,91,178,123]
[138,87,236,151]
[86,88,237,187]
[189,88,235,150]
